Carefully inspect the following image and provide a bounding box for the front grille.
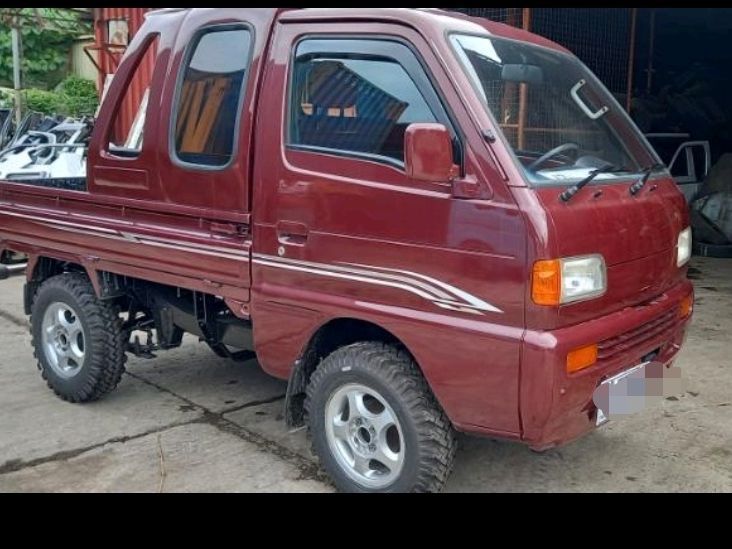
[598,308,677,361]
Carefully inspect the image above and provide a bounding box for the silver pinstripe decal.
[0,209,503,316]
[0,209,250,261]
[253,254,503,316]
[342,262,502,313]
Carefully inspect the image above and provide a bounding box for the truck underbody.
[22,258,256,362]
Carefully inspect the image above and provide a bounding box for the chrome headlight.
[533,255,607,306]
[561,255,607,303]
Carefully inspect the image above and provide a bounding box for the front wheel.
[305,342,457,493]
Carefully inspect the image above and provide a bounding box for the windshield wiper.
[629,163,666,196]
[559,164,624,203]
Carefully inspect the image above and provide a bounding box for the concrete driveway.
[1,258,730,492]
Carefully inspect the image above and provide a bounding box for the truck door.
[252,20,526,434]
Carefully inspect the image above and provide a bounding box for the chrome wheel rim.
[325,383,405,489]
[41,302,86,379]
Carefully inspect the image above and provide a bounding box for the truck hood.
[530,176,690,329]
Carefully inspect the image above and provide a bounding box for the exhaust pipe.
[0,262,27,281]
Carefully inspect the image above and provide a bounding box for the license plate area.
[592,361,683,426]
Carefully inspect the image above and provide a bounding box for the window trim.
[169,23,255,172]
[106,18,130,46]
[286,35,463,174]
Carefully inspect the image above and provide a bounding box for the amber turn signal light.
[567,344,599,374]
[532,260,562,306]
[679,294,694,320]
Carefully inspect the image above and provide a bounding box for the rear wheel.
[31,273,127,403]
[305,342,457,493]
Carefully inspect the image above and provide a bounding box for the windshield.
[451,34,662,186]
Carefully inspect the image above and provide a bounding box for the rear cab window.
[172,26,253,169]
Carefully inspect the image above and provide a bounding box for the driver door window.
[288,38,456,170]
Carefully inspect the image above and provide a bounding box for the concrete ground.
[0,258,730,493]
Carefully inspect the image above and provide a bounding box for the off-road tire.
[30,273,127,403]
[305,342,457,493]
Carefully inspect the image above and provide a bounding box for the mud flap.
[285,358,307,429]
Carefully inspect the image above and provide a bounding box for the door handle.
[210,222,247,236]
[277,221,309,246]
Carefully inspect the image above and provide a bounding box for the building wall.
[70,39,98,83]
[91,8,154,137]
[92,8,153,81]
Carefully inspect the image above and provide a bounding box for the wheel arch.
[284,316,421,429]
[24,254,101,315]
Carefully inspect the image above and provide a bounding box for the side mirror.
[404,123,458,183]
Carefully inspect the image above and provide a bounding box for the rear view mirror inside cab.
[404,123,458,183]
[501,63,544,86]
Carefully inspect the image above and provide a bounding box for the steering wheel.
[527,142,580,172]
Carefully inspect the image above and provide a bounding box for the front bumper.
[520,279,694,450]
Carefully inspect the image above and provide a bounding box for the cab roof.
[148,8,571,56]
[279,8,571,55]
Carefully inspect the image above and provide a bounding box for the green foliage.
[23,77,98,117]
[0,87,12,109]
[0,9,91,90]
[24,88,62,115]
[57,76,98,117]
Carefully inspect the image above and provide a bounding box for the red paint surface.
[0,9,693,449]
[404,124,457,183]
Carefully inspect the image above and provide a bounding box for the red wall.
[93,8,155,135]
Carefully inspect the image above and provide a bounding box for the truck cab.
[0,8,693,493]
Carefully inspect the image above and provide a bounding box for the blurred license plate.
[593,361,683,426]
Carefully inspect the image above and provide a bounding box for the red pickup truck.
[0,8,693,492]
